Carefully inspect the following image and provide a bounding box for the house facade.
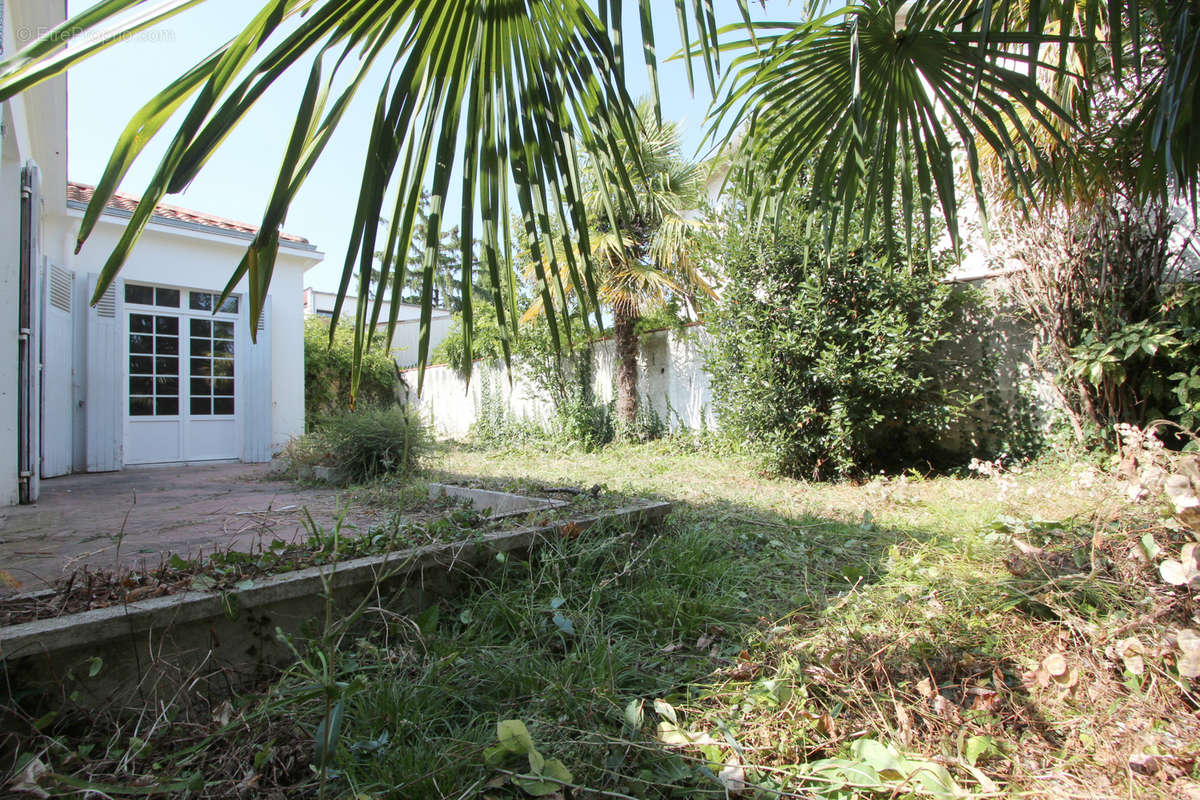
[1,0,323,506]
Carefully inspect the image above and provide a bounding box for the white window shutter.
[85,273,123,472]
[40,263,76,478]
[241,297,272,463]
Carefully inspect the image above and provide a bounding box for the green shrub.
[553,397,615,451]
[292,406,429,485]
[706,210,970,480]
[431,310,507,377]
[1066,282,1200,439]
[304,317,399,432]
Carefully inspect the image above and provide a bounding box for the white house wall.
[267,260,308,448]
[1,0,69,504]
[66,219,318,454]
[0,147,21,505]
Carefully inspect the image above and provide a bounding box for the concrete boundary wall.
[399,280,1087,448]
[401,325,717,439]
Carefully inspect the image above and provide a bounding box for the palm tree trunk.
[613,305,639,427]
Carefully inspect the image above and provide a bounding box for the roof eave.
[65,199,324,258]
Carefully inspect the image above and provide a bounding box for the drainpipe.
[18,164,41,504]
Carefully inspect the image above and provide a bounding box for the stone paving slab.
[0,464,396,592]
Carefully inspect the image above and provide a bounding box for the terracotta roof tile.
[66,182,311,246]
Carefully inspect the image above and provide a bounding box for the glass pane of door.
[128,313,179,416]
[189,318,235,416]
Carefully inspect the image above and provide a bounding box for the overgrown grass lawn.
[12,442,1199,799]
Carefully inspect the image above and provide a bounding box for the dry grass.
[431,441,1200,798]
[4,440,1198,798]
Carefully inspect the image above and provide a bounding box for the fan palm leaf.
[0,0,1195,384]
[0,0,723,396]
[706,0,1078,255]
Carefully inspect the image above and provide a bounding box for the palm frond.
[706,1,1077,255]
[0,0,703,397]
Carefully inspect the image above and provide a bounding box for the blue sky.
[66,1,805,293]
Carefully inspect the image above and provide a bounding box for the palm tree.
[522,100,713,427]
[0,0,1191,385]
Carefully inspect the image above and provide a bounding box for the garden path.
[0,464,389,593]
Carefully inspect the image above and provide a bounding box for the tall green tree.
[588,101,712,427]
[366,190,493,313]
[1,0,1192,384]
[521,101,712,427]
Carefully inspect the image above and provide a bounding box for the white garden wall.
[389,315,454,368]
[401,289,1068,452]
[400,324,716,439]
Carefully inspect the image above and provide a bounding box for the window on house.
[189,292,240,314]
[125,283,180,308]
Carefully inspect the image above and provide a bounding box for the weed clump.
[303,316,400,433]
[290,406,429,485]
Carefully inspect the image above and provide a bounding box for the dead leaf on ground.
[213,699,234,727]
[966,686,1002,712]
[718,764,747,796]
[1117,637,1146,675]
[932,694,961,723]
[8,756,50,798]
[1054,667,1079,688]
[894,701,914,747]
[1042,653,1068,677]
[1165,475,1200,532]
[728,661,759,680]
[1176,628,1200,678]
[1161,543,1200,587]
[1021,667,1047,690]
[1011,537,1044,555]
[1130,753,1164,776]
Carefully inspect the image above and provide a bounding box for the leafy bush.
[431,310,507,377]
[1065,282,1200,437]
[304,317,399,432]
[291,406,429,485]
[999,192,1195,442]
[706,210,970,479]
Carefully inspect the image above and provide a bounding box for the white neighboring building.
[1,0,324,506]
[303,287,453,368]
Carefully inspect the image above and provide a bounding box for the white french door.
[124,283,242,465]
